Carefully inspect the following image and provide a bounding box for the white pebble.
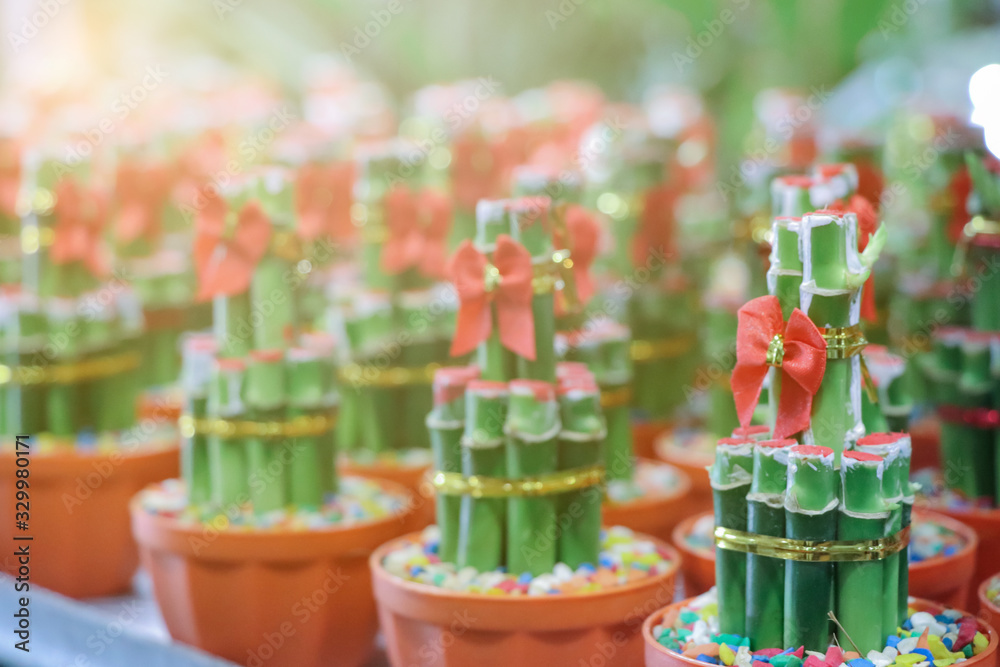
[928,622,948,636]
[884,647,898,660]
[735,646,753,667]
[897,637,918,654]
[691,619,710,645]
[910,612,936,630]
[553,563,574,582]
[866,650,891,667]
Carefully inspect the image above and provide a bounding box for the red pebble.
[496,579,519,592]
[954,618,977,651]
[753,661,770,667]
[824,647,843,666]
[791,647,805,659]
[754,649,783,658]
[804,656,826,667]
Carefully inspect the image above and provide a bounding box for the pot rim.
[370,529,681,610]
[655,430,714,468]
[672,510,713,560]
[643,596,1000,666]
[130,476,415,561]
[978,576,1000,616]
[0,440,178,478]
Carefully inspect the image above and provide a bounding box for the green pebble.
[963,646,973,658]
[681,611,700,624]
[717,634,743,645]
[679,629,693,641]
[740,637,751,648]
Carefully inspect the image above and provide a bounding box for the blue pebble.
[518,573,532,584]
[409,566,424,576]
[944,545,957,556]
[912,649,933,662]
[779,648,795,655]
[902,620,913,631]
[847,659,874,667]
[886,636,900,648]
[697,655,720,665]
[580,563,596,573]
[935,615,952,624]
[426,542,439,554]
[943,638,954,650]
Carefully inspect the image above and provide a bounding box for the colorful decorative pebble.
[984,576,1000,607]
[652,590,988,665]
[136,476,408,529]
[381,525,674,595]
[606,459,685,503]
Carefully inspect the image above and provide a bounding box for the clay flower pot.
[632,418,672,460]
[339,456,434,530]
[655,429,713,518]
[926,504,1000,609]
[603,459,693,543]
[132,478,414,667]
[978,576,1000,620]
[0,443,178,598]
[910,416,941,472]
[671,511,715,596]
[372,531,681,667]
[670,509,978,607]
[643,597,999,667]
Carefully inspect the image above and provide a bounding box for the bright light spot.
[428,147,452,170]
[970,64,1000,158]
[677,139,707,167]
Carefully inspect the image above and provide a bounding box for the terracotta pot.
[603,459,693,543]
[654,430,713,518]
[132,478,414,667]
[669,509,978,607]
[910,416,941,472]
[671,511,715,596]
[632,419,672,460]
[931,504,1000,611]
[978,577,1000,621]
[372,531,681,667]
[644,597,999,667]
[909,509,978,609]
[339,456,434,531]
[0,443,178,598]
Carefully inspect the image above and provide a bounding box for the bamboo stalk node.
[629,334,697,362]
[179,412,337,439]
[0,350,141,386]
[432,463,604,498]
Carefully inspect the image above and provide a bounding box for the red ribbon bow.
[115,159,175,245]
[50,179,110,278]
[448,234,535,360]
[830,194,878,322]
[295,161,355,242]
[632,182,676,267]
[193,191,271,301]
[731,295,827,438]
[452,132,510,211]
[553,204,600,313]
[381,185,452,279]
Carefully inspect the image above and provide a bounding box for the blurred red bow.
[0,138,21,220]
[731,295,827,439]
[448,235,535,359]
[295,161,355,242]
[193,191,271,301]
[115,159,174,245]
[381,185,452,279]
[555,204,599,312]
[50,179,110,278]
[632,182,676,267]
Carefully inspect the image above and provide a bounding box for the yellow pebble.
[720,644,736,666]
[927,637,949,660]
[974,632,988,650]
[895,654,923,666]
[933,660,955,667]
[701,603,718,620]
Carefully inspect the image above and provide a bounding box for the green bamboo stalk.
[428,366,476,564]
[44,299,78,437]
[746,438,793,649]
[475,201,517,382]
[784,444,838,651]
[511,198,557,383]
[836,450,888,654]
[457,380,508,571]
[505,379,559,575]
[556,374,604,569]
[769,216,803,319]
[711,437,754,636]
[245,350,287,513]
[301,332,339,497]
[857,432,908,633]
[181,333,216,505]
[397,290,437,451]
[800,211,869,463]
[207,357,249,508]
[286,347,330,509]
[896,435,915,625]
[213,292,252,359]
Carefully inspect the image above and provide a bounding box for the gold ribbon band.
[821,325,868,360]
[337,362,440,388]
[179,413,337,439]
[432,463,605,498]
[714,525,909,562]
[0,351,141,386]
[630,335,697,362]
[600,385,633,409]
